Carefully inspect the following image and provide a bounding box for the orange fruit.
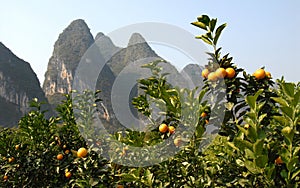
[57,154,64,160]
[8,157,14,163]
[116,185,124,188]
[205,119,209,124]
[174,137,182,147]
[275,156,283,165]
[168,126,175,134]
[65,150,70,154]
[159,123,168,133]
[207,72,218,81]
[201,68,210,78]
[15,145,20,150]
[65,171,72,178]
[225,68,236,78]
[200,112,207,118]
[265,71,271,78]
[253,69,266,80]
[77,148,88,158]
[62,145,67,149]
[3,175,8,181]
[215,68,227,78]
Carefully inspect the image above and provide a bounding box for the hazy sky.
[0,1,299,84]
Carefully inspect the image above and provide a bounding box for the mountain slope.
[43,19,95,106]
[0,42,48,127]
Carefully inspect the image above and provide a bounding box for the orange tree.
[112,15,299,187]
[0,95,112,187]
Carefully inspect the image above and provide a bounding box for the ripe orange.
[62,145,67,149]
[275,156,283,165]
[8,157,14,163]
[225,68,236,78]
[159,123,168,133]
[65,150,70,154]
[201,68,210,78]
[77,148,88,158]
[116,185,124,188]
[3,175,8,181]
[215,68,227,78]
[57,154,64,160]
[168,126,175,134]
[15,145,20,150]
[174,137,182,147]
[65,171,72,178]
[200,112,207,118]
[253,69,266,80]
[265,71,271,78]
[207,72,218,81]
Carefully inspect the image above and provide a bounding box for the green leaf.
[273,115,288,126]
[234,138,253,150]
[254,155,268,168]
[246,96,256,110]
[287,157,299,172]
[213,23,227,45]
[119,174,138,182]
[280,106,294,120]
[254,89,264,100]
[271,97,289,107]
[247,126,258,142]
[195,35,213,45]
[198,88,207,103]
[227,142,239,151]
[258,113,267,123]
[293,147,300,156]
[282,82,295,99]
[145,169,153,186]
[253,139,264,155]
[280,169,288,178]
[191,21,207,30]
[245,148,255,159]
[291,168,300,180]
[245,89,263,110]
[209,18,217,32]
[292,90,300,107]
[280,148,291,163]
[245,160,261,174]
[237,125,248,135]
[197,15,210,25]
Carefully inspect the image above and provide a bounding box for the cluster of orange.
[159,123,175,134]
[252,68,271,80]
[200,112,209,124]
[158,123,183,147]
[2,145,18,181]
[55,147,88,179]
[202,67,236,81]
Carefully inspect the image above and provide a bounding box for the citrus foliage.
[0,15,299,187]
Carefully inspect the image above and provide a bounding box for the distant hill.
[0,42,48,127]
[43,19,95,107]
[0,18,203,129]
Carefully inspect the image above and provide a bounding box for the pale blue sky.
[0,1,299,83]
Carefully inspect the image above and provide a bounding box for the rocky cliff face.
[43,19,94,106]
[0,42,47,127]
[105,33,160,76]
[42,20,196,132]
